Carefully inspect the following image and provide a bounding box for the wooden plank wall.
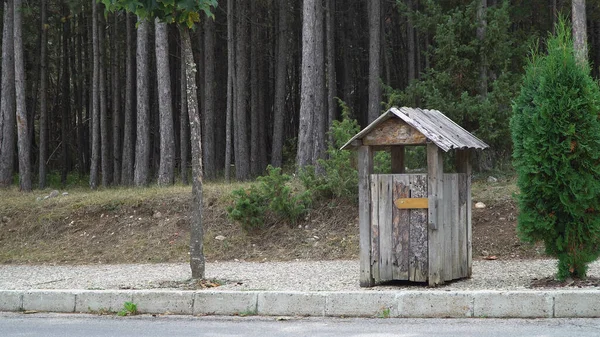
[358,146,374,287]
[427,144,444,286]
[369,172,469,285]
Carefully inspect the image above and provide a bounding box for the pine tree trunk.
[225,0,234,182]
[134,19,150,186]
[297,0,319,170]
[181,27,205,280]
[203,18,216,180]
[311,1,326,171]
[250,0,260,177]
[156,19,175,186]
[271,0,288,168]
[572,0,588,66]
[477,0,488,96]
[326,0,337,146]
[368,0,381,123]
[61,3,71,186]
[406,0,416,83]
[0,0,15,188]
[235,0,251,180]
[121,13,135,186]
[112,14,122,185]
[38,0,48,188]
[180,49,189,185]
[99,13,110,187]
[14,0,31,191]
[76,14,85,178]
[90,0,100,189]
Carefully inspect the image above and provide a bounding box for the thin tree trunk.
[225,0,234,182]
[180,47,189,185]
[572,0,588,66]
[326,0,337,146]
[14,0,31,191]
[76,14,85,178]
[311,0,326,170]
[38,0,48,188]
[99,13,110,187]
[477,0,488,96]
[271,0,288,168]
[112,13,122,185]
[90,0,100,189]
[181,27,205,280]
[134,19,150,186]
[297,0,320,170]
[61,3,71,186]
[0,0,15,188]
[203,18,216,180]
[250,0,261,177]
[235,0,250,180]
[121,13,135,186]
[368,0,381,123]
[156,19,175,185]
[406,0,416,83]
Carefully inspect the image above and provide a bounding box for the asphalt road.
[1,313,599,337]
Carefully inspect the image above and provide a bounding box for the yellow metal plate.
[394,198,429,209]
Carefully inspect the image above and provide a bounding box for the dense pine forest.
[0,0,597,190]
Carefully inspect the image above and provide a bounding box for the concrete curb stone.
[2,289,600,318]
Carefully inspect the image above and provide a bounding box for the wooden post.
[391,146,405,174]
[358,145,374,287]
[427,143,444,286]
[456,149,472,277]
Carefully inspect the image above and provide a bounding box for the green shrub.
[511,19,600,280]
[299,99,361,200]
[227,166,310,230]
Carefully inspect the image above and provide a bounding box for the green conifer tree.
[511,19,600,280]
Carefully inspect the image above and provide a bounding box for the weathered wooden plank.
[392,175,410,280]
[456,150,473,277]
[444,174,460,281]
[409,174,428,282]
[427,143,444,286]
[362,118,427,146]
[370,174,380,285]
[378,175,394,282]
[395,198,428,209]
[391,147,405,174]
[358,146,374,287]
[458,173,467,278]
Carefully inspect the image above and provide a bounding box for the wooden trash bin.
[341,107,488,287]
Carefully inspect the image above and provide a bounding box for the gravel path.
[1,260,599,291]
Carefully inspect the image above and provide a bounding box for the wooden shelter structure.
[342,107,488,287]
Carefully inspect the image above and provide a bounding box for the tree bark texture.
[225,0,234,182]
[271,0,289,168]
[572,0,588,66]
[61,3,71,185]
[311,0,326,170]
[250,0,261,177]
[182,28,205,280]
[99,13,111,187]
[203,18,216,180]
[368,0,381,123]
[38,0,48,188]
[235,0,250,180]
[134,19,150,186]
[156,19,175,186]
[121,13,135,186]
[15,0,31,191]
[477,0,488,96]
[326,0,337,146]
[112,13,122,185]
[0,0,16,188]
[180,49,189,185]
[90,0,100,189]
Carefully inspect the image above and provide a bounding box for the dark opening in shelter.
[342,107,488,287]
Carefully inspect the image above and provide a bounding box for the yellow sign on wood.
[394,198,429,209]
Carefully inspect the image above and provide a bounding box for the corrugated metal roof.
[341,107,489,152]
